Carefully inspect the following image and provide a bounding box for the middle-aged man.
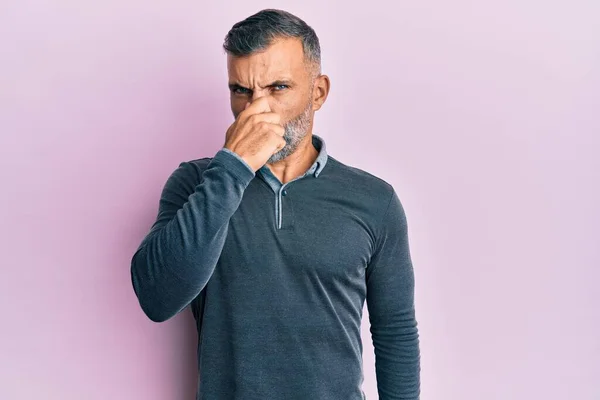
[131,8,421,400]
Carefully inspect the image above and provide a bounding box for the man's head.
[223,9,330,163]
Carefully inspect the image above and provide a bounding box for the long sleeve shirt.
[130,134,421,399]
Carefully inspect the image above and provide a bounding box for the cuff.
[211,148,256,184]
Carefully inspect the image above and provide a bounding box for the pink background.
[2,1,599,399]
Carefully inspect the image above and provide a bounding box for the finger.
[276,137,286,151]
[254,112,282,125]
[244,96,271,116]
[266,123,285,137]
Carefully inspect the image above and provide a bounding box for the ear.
[312,74,330,111]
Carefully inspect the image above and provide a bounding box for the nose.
[247,90,273,110]
[251,89,268,103]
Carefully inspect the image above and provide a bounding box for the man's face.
[227,37,315,163]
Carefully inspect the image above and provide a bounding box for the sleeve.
[219,147,255,174]
[365,188,421,399]
[130,149,255,323]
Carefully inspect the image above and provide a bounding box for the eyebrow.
[228,79,295,91]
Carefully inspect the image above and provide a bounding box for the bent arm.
[130,149,255,322]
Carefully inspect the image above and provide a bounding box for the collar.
[307,133,328,178]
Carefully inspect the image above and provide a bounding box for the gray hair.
[223,9,322,76]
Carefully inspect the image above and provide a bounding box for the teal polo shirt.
[131,134,421,399]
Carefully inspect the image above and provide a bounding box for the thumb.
[244,102,250,110]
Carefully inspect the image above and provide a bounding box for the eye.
[273,84,289,91]
[232,87,250,95]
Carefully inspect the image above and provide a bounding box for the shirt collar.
[308,133,328,178]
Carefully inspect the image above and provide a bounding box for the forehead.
[227,37,307,84]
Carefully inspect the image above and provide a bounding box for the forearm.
[371,308,421,399]
[130,150,255,322]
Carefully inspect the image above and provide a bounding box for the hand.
[223,97,286,172]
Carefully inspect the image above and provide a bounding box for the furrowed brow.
[228,79,295,91]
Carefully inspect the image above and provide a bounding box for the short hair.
[223,9,321,76]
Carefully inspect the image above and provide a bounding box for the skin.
[227,36,330,184]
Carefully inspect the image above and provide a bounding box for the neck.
[265,133,318,184]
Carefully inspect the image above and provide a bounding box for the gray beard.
[267,99,312,164]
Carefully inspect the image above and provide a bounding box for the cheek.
[271,95,302,118]
[230,97,246,115]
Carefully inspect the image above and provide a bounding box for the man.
[131,8,421,400]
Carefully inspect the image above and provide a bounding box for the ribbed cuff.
[210,148,256,185]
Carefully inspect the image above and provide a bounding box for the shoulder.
[324,155,410,237]
[160,156,213,194]
[325,155,396,205]
[174,156,214,179]
[184,156,213,178]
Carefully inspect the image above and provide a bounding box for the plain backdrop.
[1,1,599,399]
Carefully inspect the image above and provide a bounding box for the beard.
[266,98,313,164]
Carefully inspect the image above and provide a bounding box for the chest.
[215,181,376,289]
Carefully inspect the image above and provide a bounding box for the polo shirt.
[131,134,421,399]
